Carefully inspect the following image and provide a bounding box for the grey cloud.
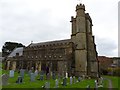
[95,37,118,57]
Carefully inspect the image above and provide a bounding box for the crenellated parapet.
[76,3,85,11]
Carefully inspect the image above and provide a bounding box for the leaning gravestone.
[2,74,9,86]
[70,76,72,85]
[16,76,23,84]
[9,70,14,78]
[54,79,59,88]
[20,69,25,78]
[30,73,35,82]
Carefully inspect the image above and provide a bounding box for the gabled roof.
[28,39,71,47]
[8,47,24,57]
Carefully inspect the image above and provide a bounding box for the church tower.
[71,3,98,77]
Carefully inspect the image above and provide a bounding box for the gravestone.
[2,74,9,86]
[30,73,35,82]
[52,72,56,80]
[62,77,67,86]
[45,82,50,89]
[20,69,25,78]
[16,76,23,84]
[78,77,81,82]
[82,75,85,80]
[95,80,98,89]
[54,79,59,88]
[34,70,38,76]
[66,72,68,78]
[70,76,72,85]
[28,70,32,76]
[73,76,76,84]
[39,71,44,80]
[9,70,14,77]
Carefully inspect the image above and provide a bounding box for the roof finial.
[31,40,33,44]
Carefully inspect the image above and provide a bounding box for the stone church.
[6,4,98,77]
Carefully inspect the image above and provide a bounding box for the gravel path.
[108,79,113,90]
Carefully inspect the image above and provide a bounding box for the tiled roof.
[8,47,24,57]
[28,39,71,47]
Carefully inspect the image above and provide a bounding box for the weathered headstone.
[20,69,25,78]
[9,70,14,78]
[62,77,67,86]
[66,72,68,78]
[95,80,98,89]
[70,76,72,85]
[34,70,38,76]
[30,73,35,82]
[78,77,81,82]
[45,82,50,89]
[52,72,56,80]
[2,74,9,86]
[73,76,76,84]
[16,76,23,84]
[39,71,44,80]
[54,79,59,88]
[28,70,32,76]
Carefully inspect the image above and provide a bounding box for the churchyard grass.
[2,70,96,88]
[103,75,120,89]
[2,70,120,89]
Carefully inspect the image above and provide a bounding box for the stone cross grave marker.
[20,69,25,78]
[2,74,9,86]
[70,76,72,85]
[9,70,14,78]
[62,77,67,86]
[45,82,50,89]
[34,70,38,76]
[30,73,35,82]
[16,76,23,84]
[54,79,59,88]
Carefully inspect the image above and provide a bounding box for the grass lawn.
[103,75,120,89]
[1,70,96,88]
[1,70,120,89]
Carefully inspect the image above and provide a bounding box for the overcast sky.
[0,0,118,57]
